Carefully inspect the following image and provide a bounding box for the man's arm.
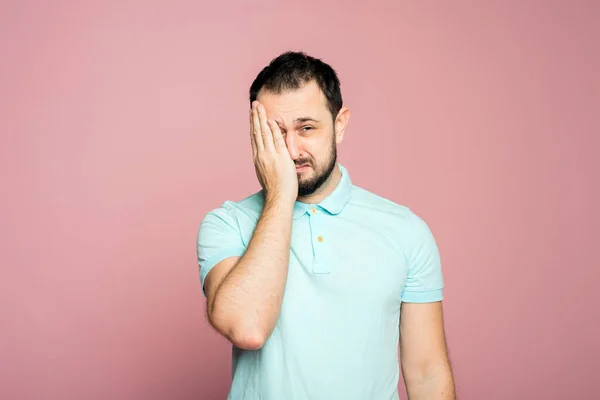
[201,101,297,351]
[400,301,456,399]
[204,198,293,350]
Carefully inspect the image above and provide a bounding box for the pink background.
[1,1,598,399]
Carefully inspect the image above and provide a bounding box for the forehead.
[257,80,329,123]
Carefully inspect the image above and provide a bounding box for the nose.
[285,132,300,160]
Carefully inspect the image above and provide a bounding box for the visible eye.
[301,126,314,132]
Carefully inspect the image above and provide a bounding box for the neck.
[297,163,342,204]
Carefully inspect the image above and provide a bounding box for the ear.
[334,106,350,145]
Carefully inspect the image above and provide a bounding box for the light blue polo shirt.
[197,163,444,400]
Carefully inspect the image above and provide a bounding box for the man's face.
[257,81,339,196]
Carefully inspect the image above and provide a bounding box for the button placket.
[308,206,329,274]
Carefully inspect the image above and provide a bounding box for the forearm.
[210,197,293,347]
[405,363,455,400]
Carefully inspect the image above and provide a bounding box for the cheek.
[311,139,334,161]
[297,130,334,159]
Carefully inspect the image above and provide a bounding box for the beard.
[296,136,337,197]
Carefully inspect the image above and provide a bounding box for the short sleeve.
[401,211,445,303]
[197,205,247,296]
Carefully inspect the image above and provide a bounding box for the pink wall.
[1,1,598,399]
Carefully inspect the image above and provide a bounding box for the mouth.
[295,164,310,172]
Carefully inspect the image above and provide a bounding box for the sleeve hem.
[401,288,444,303]
[199,247,246,296]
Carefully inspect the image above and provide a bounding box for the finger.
[268,119,286,153]
[257,104,275,151]
[252,104,264,152]
[249,108,257,156]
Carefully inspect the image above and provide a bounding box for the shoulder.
[348,184,415,220]
[348,184,433,238]
[222,190,265,216]
[200,190,264,229]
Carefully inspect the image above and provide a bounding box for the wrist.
[264,193,296,211]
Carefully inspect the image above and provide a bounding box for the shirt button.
[317,236,324,243]
[311,208,317,214]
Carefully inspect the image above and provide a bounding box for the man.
[197,51,456,399]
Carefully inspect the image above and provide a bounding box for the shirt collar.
[293,163,352,219]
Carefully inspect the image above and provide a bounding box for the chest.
[284,216,408,313]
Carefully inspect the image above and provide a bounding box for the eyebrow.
[294,117,320,124]
[275,117,321,126]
